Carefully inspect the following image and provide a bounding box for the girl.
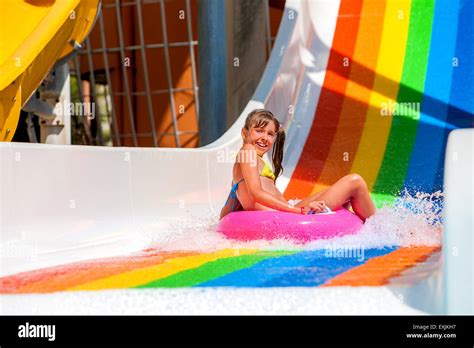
[219,109,376,221]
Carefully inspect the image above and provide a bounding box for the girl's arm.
[274,188,288,203]
[239,144,302,214]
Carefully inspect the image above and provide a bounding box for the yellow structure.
[0,0,100,141]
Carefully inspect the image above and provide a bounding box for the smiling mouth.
[256,141,268,149]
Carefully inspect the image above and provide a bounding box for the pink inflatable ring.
[217,209,364,243]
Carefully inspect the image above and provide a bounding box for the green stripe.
[372,0,435,196]
[371,192,397,209]
[136,251,297,288]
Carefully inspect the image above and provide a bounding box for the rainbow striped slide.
[0,247,439,293]
[280,0,473,208]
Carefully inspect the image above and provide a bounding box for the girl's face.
[243,122,277,156]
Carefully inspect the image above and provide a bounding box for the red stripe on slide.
[284,0,364,200]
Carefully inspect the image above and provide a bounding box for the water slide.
[0,0,473,314]
[0,0,100,141]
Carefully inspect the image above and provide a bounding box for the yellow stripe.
[310,0,386,195]
[69,249,256,291]
[350,0,412,191]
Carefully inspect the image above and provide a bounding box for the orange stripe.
[0,250,196,294]
[322,246,440,286]
[311,0,387,194]
[284,0,364,200]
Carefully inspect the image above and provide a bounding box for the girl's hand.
[309,200,326,213]
[296,206,311,215]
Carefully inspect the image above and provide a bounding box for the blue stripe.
[198,248,396,287]
[403,0,460,194]
[442,0,474,148]
[446,0,474,126]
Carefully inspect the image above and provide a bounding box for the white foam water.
[144,190,443,252]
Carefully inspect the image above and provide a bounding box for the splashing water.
[145,191,443,252]
[323,189,443,250]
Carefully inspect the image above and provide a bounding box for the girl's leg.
[296,174,375,221]
[294,188,352,210]
[293,187,330,208]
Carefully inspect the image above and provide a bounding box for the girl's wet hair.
[244,109,285,180]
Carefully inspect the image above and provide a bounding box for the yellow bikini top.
[259,155,276,181]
